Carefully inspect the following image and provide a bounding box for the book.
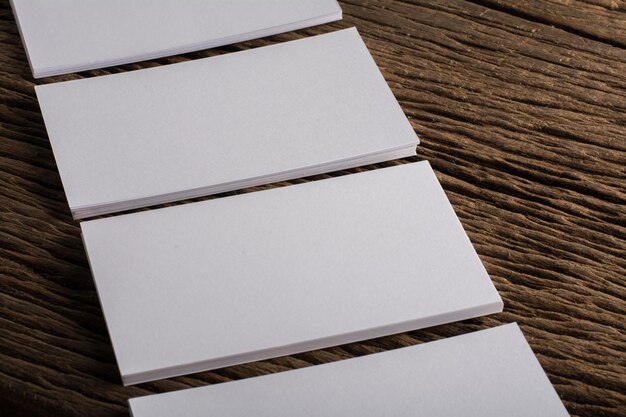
[129,323,569,417]
[81,162,502,385]
[36,28,419,219]
[10,0,342,78]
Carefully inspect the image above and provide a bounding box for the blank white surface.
[10,0,342,77]
[129,324,569,417]
[81,162,502,385]
[36,28,418,218]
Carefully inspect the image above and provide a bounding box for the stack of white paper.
[129,324,569,417]
[10,0,342,78]
[81,162,502,385]
[36,28,419,219]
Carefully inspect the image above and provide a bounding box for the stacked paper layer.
[129,324,569,417]
[81,162,503,385]
[36,28,419,219]
[13,0,568,412]
[10,0,342,77]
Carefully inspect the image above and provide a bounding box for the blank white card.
[129,324,569,417]
[81,162,502,385]
[36,28,419,219]
[11,0,342,77]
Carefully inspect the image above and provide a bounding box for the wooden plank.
[471,0,626,47]
[1,1,624,417]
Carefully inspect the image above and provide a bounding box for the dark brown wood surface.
[1,1,625,416]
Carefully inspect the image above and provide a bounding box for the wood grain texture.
[470,0,626,47]
[1,1,624,416]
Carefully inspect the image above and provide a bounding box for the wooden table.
[1,1,624,416]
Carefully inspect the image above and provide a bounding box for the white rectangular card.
[11,0,342,77]
[129,324,569,417]
[81,162,502,385]
[36,28,419,219]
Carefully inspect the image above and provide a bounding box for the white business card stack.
[10,0,342,78]
[13,1,569,413]
[81,162,503,385]
[36,29,418,219]
[129,324,569,417]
